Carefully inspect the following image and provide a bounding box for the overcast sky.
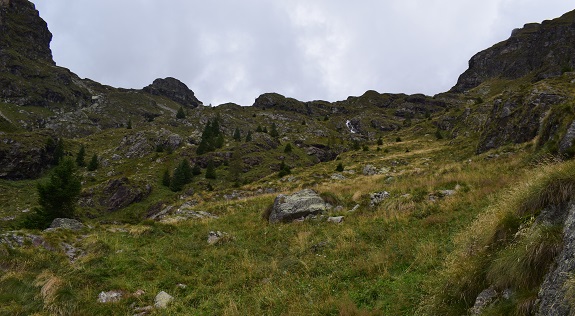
[33,1,573,106]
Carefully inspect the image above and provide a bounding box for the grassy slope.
[0,127,534,315]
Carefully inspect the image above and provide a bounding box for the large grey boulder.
[268,189,331,223]
[48,218,84,231]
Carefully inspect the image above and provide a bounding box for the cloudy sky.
[33,1,573,106]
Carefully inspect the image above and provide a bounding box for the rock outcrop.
[143,77,202,108]
[452,10,575,92]
[268,189,331,223]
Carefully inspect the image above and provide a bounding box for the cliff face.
[451,10,575,93]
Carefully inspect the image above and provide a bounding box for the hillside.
[2,0,575,314]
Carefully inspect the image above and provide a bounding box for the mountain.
[2,1,575,314]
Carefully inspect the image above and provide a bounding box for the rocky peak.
[451,9,575,92]
[0,0,53,63]
[143,77,202,108]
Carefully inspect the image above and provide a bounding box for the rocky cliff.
[452,10,575,93]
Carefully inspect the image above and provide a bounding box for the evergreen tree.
[25,158,82,228]
[228,149,243,184]
[233,127,241,142]
[435,128,444,140]
[170,159,193,192]
[176,106,186,119]
[396,136,402,142]
[284,143,293,153]
[192,164,202,176]
[245,130,253,142]
[256,125,263,133]
[76,145,86,167]
[270,122,279,138]
[162,168,171,187]
[336,162,344,172]
[87,154,99,171]
[205,160,217,179]
[262,126,268,133]
[127,119,132,129]
[278,161,291,178]
[48,137,65,165]
[196,118,224,155]
[377,137,383,146]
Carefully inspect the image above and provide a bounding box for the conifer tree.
[233,127,241,142]
[270,122,279,138]
[284,143,293,153]
[76,145,86,167]
[127,119,132,129]
[176,106,186,119]
[25,158,81,228]
[205,160,217,179]
[192,164,202,176]
[162,168,171,187]
[87,154,99,171]
[245,130,253,142]
[256,125,263,133]
[170,159,193,192]
[336,162,344,172]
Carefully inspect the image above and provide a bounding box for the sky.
[32,1,574,106]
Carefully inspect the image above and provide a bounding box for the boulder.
[154,291,173,309]
[207,231,228,245]
[48,218,84,231]
[370,191,390,207]
[100,177,152,212]
[268,189,331,223]
[327,216,344,224]
[98,290,122,303]
[469,287,498,315]
[363,165,378,176]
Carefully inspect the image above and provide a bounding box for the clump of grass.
[487,224,563,290]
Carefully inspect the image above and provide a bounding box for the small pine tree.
[127,119,132,129]
[262,126,268,133]
[87,154,99,171]
[363,145,369,151]
[278,161,291,178]
[205,160,217,179]
[245,130,253,142]
[301,120,306,125]
[192,164,202,176]
[76,145,86,167]
[324,115,329,121]
[396,137,402,142]
[256,125,263,133]
[170,159,193,192]
[162,168,171,187]
[435,128,444,140]
[49,138,65,165]
[336,162,344,172]
[270,122,279,138]
[25,158,81,228]
[233,127,241,142]
[176,106,186,119]
[377,137,383,146]
[352,140,361,151]
[284,143,293,153]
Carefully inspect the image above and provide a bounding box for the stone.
[48,218,84,231]
[177,283,187,289]
[207,231,227,245]
[331,173,346,180]
[348,204,360,212]
[327,216,344,224]
[370,191,390,207]
[268,189,331,223]
[363,165,378,176]
[154,291,174,309]
[98,290,122,303]
[101,177,152,212]
[470,287,498,315]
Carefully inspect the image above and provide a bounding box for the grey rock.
[537,202,575,316]
[98,290,122,303]
[370,191,390,207]
[348,204,360,212]
[48,218,84,231]
[331,173,346,180]
[559,119,575,155]
[470,287,498,315]
[207,231,227,245]
[143,77,202,108]
[268,189,331,223]
[363,165,378,176]
[327,216,344,224]
[154,291,174,309]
